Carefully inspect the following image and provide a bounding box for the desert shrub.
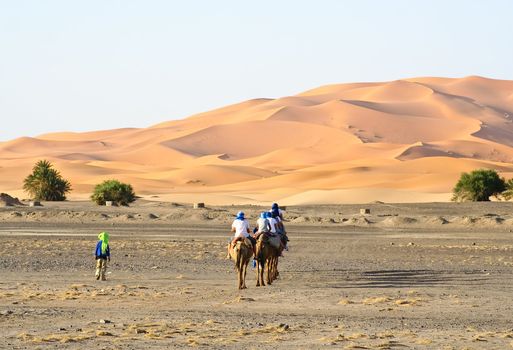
[501,178,513,200]
[452,169,505,202]
[91,179,135,206]
[23,160,71,201]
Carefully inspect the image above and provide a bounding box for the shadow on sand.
[289,268,492,289]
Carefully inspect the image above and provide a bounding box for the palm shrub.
[452,169,505,202]
[91,179,136,206]
[23,160,71,201]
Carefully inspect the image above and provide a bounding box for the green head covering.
[98,231,110,254]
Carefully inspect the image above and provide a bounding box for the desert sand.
[2,76,513,204]
[1,200,513,349]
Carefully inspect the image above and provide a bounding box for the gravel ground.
[1,202,513,349]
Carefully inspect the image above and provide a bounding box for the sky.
[1,0,513,141]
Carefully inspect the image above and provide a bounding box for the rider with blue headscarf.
[269,204,289,251]
[270,203,286,235]
[230,211,256,252]
[254,212,271,239]
[270,203,283,220]
[265,211,278,234]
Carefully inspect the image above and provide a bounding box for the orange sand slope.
[2,76,513,204]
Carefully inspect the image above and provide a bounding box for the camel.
[266,239,284,283]
[255,234,280,286]
[229,238,253,289]
[267,234,289,281]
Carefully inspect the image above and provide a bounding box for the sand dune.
[2,76,513,204]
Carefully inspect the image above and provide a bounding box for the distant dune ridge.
[2,76,513,204]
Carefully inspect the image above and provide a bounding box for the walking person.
[95,231,111,281]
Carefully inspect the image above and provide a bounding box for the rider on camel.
[229,211,256,255]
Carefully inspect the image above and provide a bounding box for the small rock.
[59,327,66,331]
[99,319,111,324]
[407,242,415,246]
[279,323,289,330]
[0,310,13,316]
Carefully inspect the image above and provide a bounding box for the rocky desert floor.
[1,200,513,349]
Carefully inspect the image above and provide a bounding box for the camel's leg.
[270,256,276,282]
[269,256,278,283]
[255,248,261,287]
[273,256,277,280]
[237,265,242,290]
[237,253,244,289]
[256,259,261,287]
[266,257,273,285]
[261,259,265,286]
[255,260,261,287]
[266,256,272,284]
[242,259,248,289]
[259,259,266,287]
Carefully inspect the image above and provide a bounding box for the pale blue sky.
[1,0,512,140]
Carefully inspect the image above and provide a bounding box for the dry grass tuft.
[347,333,368,340]
[344,342,369,349]
[362,296,391,305]
[96,330,114,336]
[395,298,422,306]
[18,332,94,343]
[376,331,395,339]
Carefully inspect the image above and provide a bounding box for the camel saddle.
[259,232,281,249]
[232,237,253,252]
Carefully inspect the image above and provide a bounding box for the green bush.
[23,160,71,201]
[91,179,136,206]
[501,178,513,200]
[452,169,505,202]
